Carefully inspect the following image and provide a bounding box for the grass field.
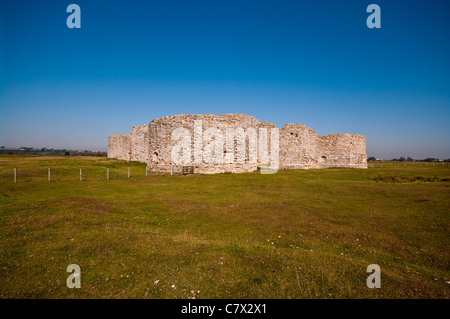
[0,155,449,298]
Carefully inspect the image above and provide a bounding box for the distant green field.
[0,155,449,298]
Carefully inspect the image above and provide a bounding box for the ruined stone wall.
[107,113,367,172]
[279,124,367,169]
[279,124,317,169]
[130,125,149,162]
[318,134,367,168]
[107,134,131,161]
[147,113,265,174]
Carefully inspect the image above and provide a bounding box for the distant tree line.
[0,147,107,157]
[368,156,449,162]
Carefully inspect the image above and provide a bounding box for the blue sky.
[0,0,449,159]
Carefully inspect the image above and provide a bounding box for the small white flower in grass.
[154,280,159,284]
[171,285,176,289]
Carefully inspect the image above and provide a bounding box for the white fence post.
[48,168,51,182]
[80,168,82,181]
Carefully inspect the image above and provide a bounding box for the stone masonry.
[108,113,367,173]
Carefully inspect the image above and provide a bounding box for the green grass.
[0,156,449,298]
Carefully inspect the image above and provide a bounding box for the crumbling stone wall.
[147,113,264,174]
[279,124,367,169]
[107,134,130,161]
[130,125,149,162]
[107,113,367,173]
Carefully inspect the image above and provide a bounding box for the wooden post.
[48,168,51,182]
[14,168,17,183]
[107,168,109,180]
[128,167,130,178]
[80,168,82,181]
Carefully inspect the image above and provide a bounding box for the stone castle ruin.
[108,113,367,174]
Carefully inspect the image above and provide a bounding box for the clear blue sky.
[1,0,449,159]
